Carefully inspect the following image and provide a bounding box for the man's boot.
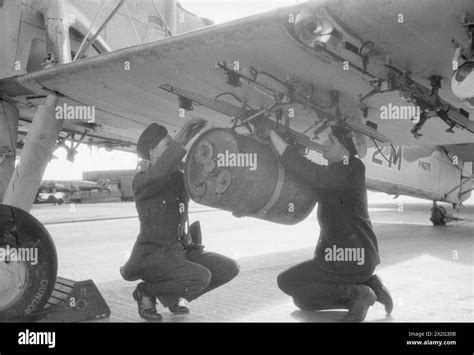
[132,282,163,321]
[169,299,190,315]
[342,284,377,322]
[189,221,202,245]
[363,274,393,315]
[294,295,349,311]
[291,282,375,321]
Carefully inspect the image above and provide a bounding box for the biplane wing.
[2,0,473,154]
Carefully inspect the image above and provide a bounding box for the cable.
[359,41,375,56]
[371,137,391,164]
[390,143,398,160]
[261,69,332,109]
[215,92,242,104]
[258,70,332,109]
[151,0,173,37]
[214,92,255,113]
[124,2,142,44]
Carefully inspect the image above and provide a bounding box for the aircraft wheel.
[430,205,448,226]
[0,204,58,321]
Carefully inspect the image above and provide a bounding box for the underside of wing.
[2,0,474,152]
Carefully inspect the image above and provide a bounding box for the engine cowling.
[294,9,339,48]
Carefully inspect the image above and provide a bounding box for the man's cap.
[136,123,168,160]
[330,125,358,156]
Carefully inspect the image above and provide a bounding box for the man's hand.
[175,118,207,146]
[253,117,274,139]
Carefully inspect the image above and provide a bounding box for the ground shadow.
[291,309,346,322]
[291,309,395,323]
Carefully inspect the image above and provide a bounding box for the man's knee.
[277,270,294,294]
[207,258,239,288]
[224,259,240,281]
[188,266,212,293]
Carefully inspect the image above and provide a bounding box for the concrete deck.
[30,193,474,322]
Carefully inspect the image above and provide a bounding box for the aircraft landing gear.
[430,201,461,226]
[0,204,58,321]
[0,204,110,322]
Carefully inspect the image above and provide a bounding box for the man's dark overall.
[276,147,380,310]
[121,141,239,307]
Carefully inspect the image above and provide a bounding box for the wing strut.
[74,0,125,60]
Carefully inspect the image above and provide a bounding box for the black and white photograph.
[0,0,473,351]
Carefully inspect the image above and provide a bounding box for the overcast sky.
[179,0,301,24]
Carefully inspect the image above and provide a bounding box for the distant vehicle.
[35,179,102,204]
[35,192,65,205]
[83,170,136,201]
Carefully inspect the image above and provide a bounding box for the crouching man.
[121,119,239,321]
[268,125,393,321]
